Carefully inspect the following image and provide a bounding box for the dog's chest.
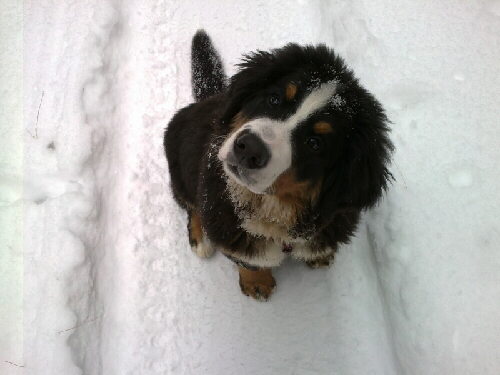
[241,206,294,243]
[228,180,300,242]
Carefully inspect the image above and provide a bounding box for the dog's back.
[164,30,226,209]
[191,30,226,102]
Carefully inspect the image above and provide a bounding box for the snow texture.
[2,0,499,374]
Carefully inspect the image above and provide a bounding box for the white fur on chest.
[228,179,300,242]
[224,177,334,268]
[241,218,292,243]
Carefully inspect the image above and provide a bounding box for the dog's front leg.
[188,210,215,258]
[238,266,276,302]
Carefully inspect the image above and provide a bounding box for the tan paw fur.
[238,267,276,301]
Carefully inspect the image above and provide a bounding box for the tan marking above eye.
[230,112,248,131]
[313,121,333,134]
[285,83,298,101]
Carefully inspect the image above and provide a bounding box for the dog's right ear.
[221,51,276,126]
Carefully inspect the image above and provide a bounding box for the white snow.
[1,0,499,374]
[1,1,23,373]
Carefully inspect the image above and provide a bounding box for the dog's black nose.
[233,131,270,169]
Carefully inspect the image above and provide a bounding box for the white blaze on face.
[218,82,337,193]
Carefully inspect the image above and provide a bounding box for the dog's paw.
[239,273,276,302]
[306,258,332,269]
[191,240,215,258]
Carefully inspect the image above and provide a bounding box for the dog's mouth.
[218,126,284,194]
[225,161,251,184]
[220,148,246,182]
[223,160,259,191]
[227,163,240,178]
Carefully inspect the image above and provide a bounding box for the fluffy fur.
[164,30,393,296]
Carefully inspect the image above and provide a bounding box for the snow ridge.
[66,2,127,374]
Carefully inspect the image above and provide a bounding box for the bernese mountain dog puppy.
[164,30,393,301]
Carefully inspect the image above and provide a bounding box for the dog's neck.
[226,178,297,224]
[225,176,318,242]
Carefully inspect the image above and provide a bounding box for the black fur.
[164,31,393,262]
[191,30,226,102]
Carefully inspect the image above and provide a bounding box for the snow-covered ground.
[1,0,499,374]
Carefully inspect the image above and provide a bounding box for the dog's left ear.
[316,95,393,223]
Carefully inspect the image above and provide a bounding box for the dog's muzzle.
[218,119,291,193]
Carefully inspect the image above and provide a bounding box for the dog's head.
[218,44,393,216]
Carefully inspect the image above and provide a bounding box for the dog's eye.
[267,93,282,106]
[306,136,322,152]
